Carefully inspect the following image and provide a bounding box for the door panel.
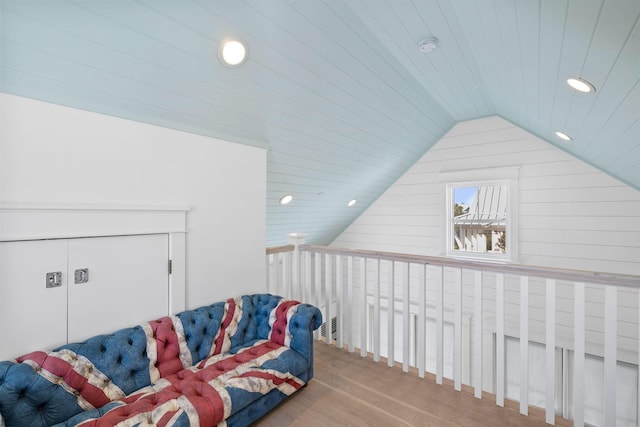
[0,240,68,359]
[67,234,169,342]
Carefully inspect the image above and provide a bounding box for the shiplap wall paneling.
[332,116,640,276]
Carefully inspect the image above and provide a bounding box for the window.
[451,185,507,254]
[441,167,519,262]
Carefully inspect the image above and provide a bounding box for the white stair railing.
[266,240,640,427]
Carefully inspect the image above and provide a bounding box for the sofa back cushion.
[177,295,259,366]
[254,294,285,339]
[0,325,151,427]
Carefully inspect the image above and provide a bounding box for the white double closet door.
[0,234,170,360]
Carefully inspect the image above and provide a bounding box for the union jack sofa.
[0,294,322,427]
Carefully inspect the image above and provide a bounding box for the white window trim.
[439,166,519,263]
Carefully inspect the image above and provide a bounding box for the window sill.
[444,252,519,265]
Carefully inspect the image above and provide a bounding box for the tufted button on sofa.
[0,294,322,427]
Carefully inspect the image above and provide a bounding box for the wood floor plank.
[254,342,572,426]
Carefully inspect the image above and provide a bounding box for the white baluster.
[291,249,299,300]
[360,257,367,358]
[304,251,311,305]
[573,282,585,427]
[347,256,354,353]
[604,285,617,427]
[496,273,505,407]
[336,255,343,349]
[473,270,482,399]
[287,233,306,301]
[418,264,426,378]
[314,253,322,341]
[436,265,444,385]
[325,253,332,345]
[283,252,291,299]
[520,276,529,415]
[402,262,410,372]
[388,261,395,368]
[454,267,462,391]
[373,258,380,362]
[276,253,284,297]
[545,278,556,425]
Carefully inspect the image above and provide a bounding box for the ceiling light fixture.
[566,77,595,93]
[555,131,572,142]
[279,194,293,205]
[219,37,248,67]
[347,198,357,207]
[419,37,439,54]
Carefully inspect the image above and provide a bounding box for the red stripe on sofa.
[237,370,304,391]
[17,351,112,408]
[196,341,280,383]
[213,298,236,355]
[269,300,300,345]
[156,409,181,426]
[16,351,47,365]
[149,317,184,378]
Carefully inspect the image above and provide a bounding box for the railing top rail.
[266,244,295,255]
[289,245,640,288]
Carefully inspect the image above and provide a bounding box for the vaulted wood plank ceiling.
[1,0,638,245]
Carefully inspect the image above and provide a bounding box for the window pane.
[452,185,507,254]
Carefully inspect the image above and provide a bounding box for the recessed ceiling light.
[347,198,357,207]
[279,194,293,205]
[219,37,248,67]
[566,77,595,93]
[555,131,572,142]
[418,37,439,54]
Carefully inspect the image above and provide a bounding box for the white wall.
[0,93,267,308]
[333,116,640,276]
[330,115,640,374]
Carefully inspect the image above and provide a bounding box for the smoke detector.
[419,37,439,54]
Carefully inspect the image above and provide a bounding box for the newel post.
[287,233,306,301]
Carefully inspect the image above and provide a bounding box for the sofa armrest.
[262,298,322,382]
[285,304,323,380]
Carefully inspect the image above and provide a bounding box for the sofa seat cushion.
[55,340,307,427]
[227,339,309,378]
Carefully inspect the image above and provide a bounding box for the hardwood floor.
[254,342,572,427]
